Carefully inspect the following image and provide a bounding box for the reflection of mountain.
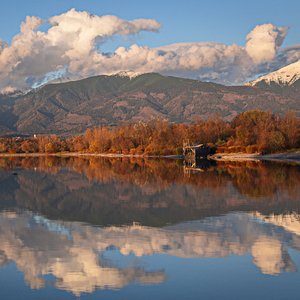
[1,157,300,226]
[0,211,299,295]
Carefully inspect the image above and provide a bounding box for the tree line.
[1,110,300,155]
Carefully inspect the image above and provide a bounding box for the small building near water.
[183,140,210,161]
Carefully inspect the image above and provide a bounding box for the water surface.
[1,156,300,299]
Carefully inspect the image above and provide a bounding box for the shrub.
[226,138,235,147]
[227,146,236,153]
[0,143,7,153]
[258,146,268,154]
[108,148,117,154]
[144,145,152,153]
[216,147,227,153]
[136,146,144,155]
[246,145,259,154]
[136,145,144,152]
[175,147,183,155]
[235,146,246,153]
[160,149,173,156]
[215,139,226,147]
[130,148,137,155]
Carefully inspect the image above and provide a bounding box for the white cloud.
[20,16,43,33]
[0,9,299,91]
[0,39,8,53]
[245,24,289,64]
[281,44,300,64]
[0,9,162,91]
[0,86,19,94]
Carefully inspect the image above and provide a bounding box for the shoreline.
[0,152,184,159]
[2,151,300,163]
[209,152,300,163]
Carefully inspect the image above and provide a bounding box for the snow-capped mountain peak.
[114,71,143,79]
[245,59,300,87]
[46,74,86,85]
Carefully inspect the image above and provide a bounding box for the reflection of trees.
[2,156,300,199]
[1,157,300,227]
[218,161,300,200]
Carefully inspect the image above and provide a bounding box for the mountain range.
[1,62,300,136]
[245,59,300,94]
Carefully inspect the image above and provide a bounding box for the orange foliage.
[2,156,300,202]
[1,110,300,155]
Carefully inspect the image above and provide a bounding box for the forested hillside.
[1,73,299,136]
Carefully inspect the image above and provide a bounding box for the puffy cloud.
[46,9,161,60]
[0,9,299,91]
[0,86,19,94]
[0,39,8,54]
[282,43,300,52]
[20,16,43,33]
[245,24,289,64]
[0,9,162,91]
[66,41,246,84]
[65,41,251,85]
[281,44,300,64]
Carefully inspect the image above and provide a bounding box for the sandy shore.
[209,152,300,163]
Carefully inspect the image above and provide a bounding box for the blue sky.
[0,0,299,91]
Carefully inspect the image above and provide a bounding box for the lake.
[1,156,300,299]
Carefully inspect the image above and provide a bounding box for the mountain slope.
[245,59,300,97]
[0,72,299,136]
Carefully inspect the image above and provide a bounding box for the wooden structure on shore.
[183,140,210,161]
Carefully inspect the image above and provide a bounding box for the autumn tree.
[38,135,61,153]
[88,126,112,152]
[21,139,38,153]
[73,135,88,152]
[277,110,300,148]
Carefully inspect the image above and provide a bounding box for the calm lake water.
[1,156,300,299]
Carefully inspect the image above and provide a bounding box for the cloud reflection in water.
[0,211,299,295]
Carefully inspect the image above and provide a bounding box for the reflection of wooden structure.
[184,159,211,177]
[183,139,210,161]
